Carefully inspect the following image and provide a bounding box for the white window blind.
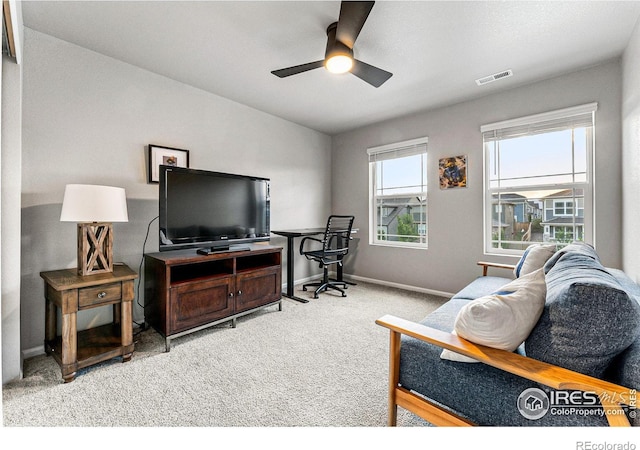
[367,137,428,162]
[481,103,597,141]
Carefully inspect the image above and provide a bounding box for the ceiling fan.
[271,1,392,88]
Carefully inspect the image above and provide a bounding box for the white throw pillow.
[440,268,546,363]
[513,244,556,278]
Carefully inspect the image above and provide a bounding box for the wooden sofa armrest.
[477,261,516,276]
[375,314,633,426]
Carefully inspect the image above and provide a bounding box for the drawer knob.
[97,292,107,299]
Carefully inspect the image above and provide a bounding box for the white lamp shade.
[60,184,129,223]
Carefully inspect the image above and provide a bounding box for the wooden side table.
[40,264,138,382]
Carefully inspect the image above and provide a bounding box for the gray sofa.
[377,242,640,426]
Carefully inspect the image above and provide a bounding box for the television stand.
[144,243,282,351]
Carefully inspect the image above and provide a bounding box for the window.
[481,103,596,255]
[368,137,428,248]
[554,200,574,216]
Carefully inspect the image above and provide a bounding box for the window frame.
[367,137,429,250]
[481,103,597,256]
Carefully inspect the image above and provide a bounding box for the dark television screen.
[159,166,270,251]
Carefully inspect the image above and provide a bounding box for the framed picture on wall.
[148,145,190,183]
[439,155,467,189]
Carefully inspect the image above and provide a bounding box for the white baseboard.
[22,345,45,360]
[344,274,454,298]
[286,273,454,298]
[281,274,321,290]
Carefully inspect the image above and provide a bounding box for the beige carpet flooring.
[3,281,446,427]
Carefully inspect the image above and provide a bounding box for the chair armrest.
[375,314,634,426]
[299,236,323,254]
[477,261,516,276]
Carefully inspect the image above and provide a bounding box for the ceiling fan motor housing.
[325,22,353,61]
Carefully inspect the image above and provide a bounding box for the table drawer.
[79,282,122,308]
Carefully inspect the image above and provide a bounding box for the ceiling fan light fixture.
[325,54,353,74]
[271,2,392,87]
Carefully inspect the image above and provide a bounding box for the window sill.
[371,241,428,250]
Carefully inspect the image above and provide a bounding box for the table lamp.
[60,184,129,276]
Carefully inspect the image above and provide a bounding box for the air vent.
[475,69,513,86]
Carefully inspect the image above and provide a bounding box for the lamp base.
[77,222,114,276]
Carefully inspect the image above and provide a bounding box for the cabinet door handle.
[97,292,107,299]
[237,290,242,296]
[229,292,234,298]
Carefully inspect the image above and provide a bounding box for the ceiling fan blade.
[335,1,375,48]
[351,59,392,88]
[271,60,325,78]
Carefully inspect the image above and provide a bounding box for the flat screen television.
[159,165,270,252]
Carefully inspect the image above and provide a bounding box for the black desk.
[271,228,355,303]
[271,229,322,303]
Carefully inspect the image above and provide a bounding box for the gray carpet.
[3,281,445,427]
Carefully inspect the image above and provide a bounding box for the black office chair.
[300,215,355,299]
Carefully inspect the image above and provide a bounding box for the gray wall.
[2,1,24,384]
[332,60,623,295]
[622,16,640,283]
[19,29,332,356]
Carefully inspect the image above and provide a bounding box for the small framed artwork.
[148,145,190,183]
[439,155,467,189]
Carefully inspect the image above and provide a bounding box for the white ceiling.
[21,1,640,135]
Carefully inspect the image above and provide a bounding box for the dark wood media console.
[144,243,282,351]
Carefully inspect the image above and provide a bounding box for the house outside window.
[481,103,596,255]
[368,137,428,249]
